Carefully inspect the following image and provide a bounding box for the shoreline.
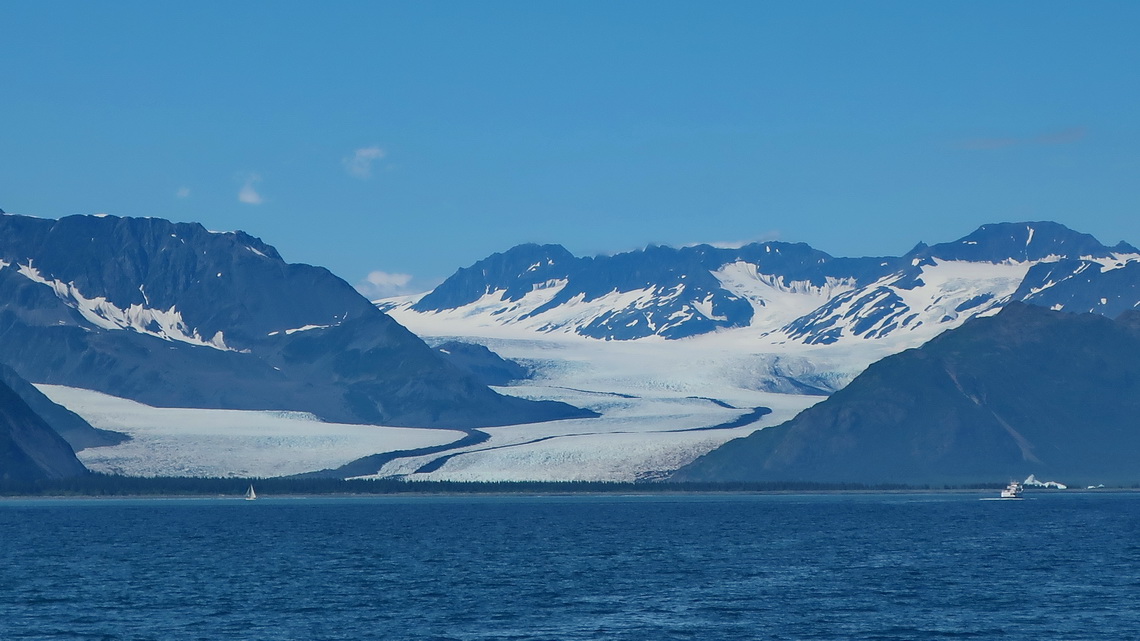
[3,483,1137,501]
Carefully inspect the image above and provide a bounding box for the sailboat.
[245,484,257,501]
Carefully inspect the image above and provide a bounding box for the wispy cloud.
[684,230,783,249]
[356,270,417,300]
[343,146,386,179]
[175,186,191,199]
[956,126,1088,151]
[238,174,264,205]
[1035,126,1087,145]
[956,137,1021,151]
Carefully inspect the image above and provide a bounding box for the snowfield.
[37,385,465,478]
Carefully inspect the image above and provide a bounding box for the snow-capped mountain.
[0,213,379,351]
[395,241,897,340]
[383,222,1140,345]
[0,212,590,429]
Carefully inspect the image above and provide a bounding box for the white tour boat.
[999,481,1023,499]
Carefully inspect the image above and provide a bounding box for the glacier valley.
[35,220,1140,482]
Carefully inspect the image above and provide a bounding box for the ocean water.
[2,492,1139,640]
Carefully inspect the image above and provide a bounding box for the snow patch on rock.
[4,261,233,350]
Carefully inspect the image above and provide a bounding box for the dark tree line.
[0,473,1038,497]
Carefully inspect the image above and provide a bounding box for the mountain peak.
[1114,240,1140,254]
[917,221,1122,263]
[501,242,576,261]
[413,243,577,311]
[906,241,929,254]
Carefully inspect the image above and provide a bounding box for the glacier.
[39,385,465,478]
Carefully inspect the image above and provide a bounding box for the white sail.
[245,484,257,500]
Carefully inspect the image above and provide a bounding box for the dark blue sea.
[2,492,1139,640]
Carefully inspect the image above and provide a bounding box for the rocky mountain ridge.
[384,222,1140,346]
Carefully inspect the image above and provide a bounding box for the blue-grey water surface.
[2,492,1139,640]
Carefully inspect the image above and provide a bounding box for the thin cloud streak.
[238,174,264,205]
[956,126,1088,151]
[343,146,386,179]
[956,137,1020,151]
[1035,126,1087,145]
[684,231,783,249]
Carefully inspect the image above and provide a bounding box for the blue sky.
[2,2,1138,297]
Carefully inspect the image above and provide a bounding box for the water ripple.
[1,493,1139,640]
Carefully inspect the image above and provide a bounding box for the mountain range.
[383,221,1140,346]
[7,212,1140,485]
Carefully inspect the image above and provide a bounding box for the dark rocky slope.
[432,341,532,386]
[0,377,88,481]
[0,363,126,450]
[675,303,1140,486]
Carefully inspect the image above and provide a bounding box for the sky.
[2,1,1139,298]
